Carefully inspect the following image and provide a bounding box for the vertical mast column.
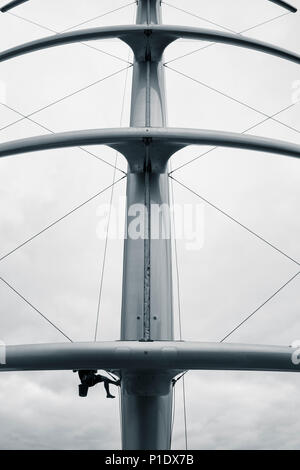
[120,0,174,449]
[121,0,173,341]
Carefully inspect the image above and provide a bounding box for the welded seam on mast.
[143,145,151,340]
[143,4,152,341]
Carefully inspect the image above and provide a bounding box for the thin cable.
[169,159,188,450]
[169,175,300,267]
[241,11,291,34]
[170,384,176,448]
[163,10,291,66]
[8,11,58,33]
[0,176,126,263]
[169,100,300,175]
[162,1,237,34]
[61,2,136,32]
[165,64,300,137]
[0,65,132,134]
[182,375,188,450]
[7,11,133,65]
[0,276,73,342]
[93,169,117,342]
[164,43,215,66]
[169,146,218,175]
[170,163,183,340]
[0,102,126,174]
[93,49,131,342]
[220,270,300,342]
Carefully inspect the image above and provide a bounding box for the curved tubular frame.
[268,0,297,12]
[1,341,299,373]
[0,127,299,173]
[0,25,300,64]
[0,0,29,12]
[0,0,297,14]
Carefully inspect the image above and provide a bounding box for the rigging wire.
[169,159,189,450]
[170,383,176,448]
[169,175,300,267]
[0,101,127,174]
[0,178,126,342]
[162,1,238,34]
[93,44,132,342]
[164,65,300,137]
[0,177,126,264]
[0,276,73,342]
[220,270,300,342]
[93,162,119,342]
[0,2,131,350]
[7,11,133,65]
[241,11,290,34]
[61,2,136,32]
[0,0,298,449]
[109,7,136,439]
[164,11,291,66]
[0,65,132,134]
[169,100,300,175]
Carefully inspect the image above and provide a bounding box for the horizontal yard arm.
[0,0,29,12]
[0,127,299,172]
[0,341,300,373]
[0,25,300,64]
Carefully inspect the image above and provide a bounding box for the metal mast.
[120,0,174,449]
[0,0,299,452]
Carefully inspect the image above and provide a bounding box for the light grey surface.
[0,0,299,451]
[1,24,300,64]
[1,340,300,373]
[1,126,300,164]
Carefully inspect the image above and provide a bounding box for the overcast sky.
[0,0,299,450]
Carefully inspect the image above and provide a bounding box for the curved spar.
[268,0,297,12]
[0,0,29,12]
[1,341,300,372]
[0,127,299,173]
[0,25,300,65]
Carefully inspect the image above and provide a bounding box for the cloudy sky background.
[0,0,299,449]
